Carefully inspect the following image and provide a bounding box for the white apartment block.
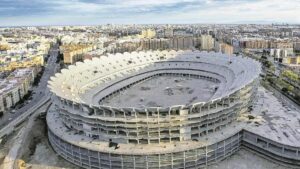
[0,68,34,113]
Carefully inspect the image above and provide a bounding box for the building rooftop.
[0,68,33,95]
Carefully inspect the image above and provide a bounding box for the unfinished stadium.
[47,50,300,169]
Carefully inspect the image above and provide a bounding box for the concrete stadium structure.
[47,50,300,168]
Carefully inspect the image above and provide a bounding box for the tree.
[265,61,273,68]
[282,87,288,93]
[282,70,299,82]
[269,66,275,73]
[295,95,300,102]
[261,55,267,60]
[267,77,275,84]
[287,85,294,92]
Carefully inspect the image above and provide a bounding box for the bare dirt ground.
[0,128,20,167]
[0,138,10,165]
[19,117,80,169]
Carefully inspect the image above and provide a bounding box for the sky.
[1,0,300,26]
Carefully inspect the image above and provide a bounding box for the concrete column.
[205,146,208,167]
[97,151,102,168]
[79,148,83,167]
[223,140,226,157]
[88,154,92,168]
[195,148,198,166]
[145,156,149,169]
[158,154,161,168]
[171,153,174,169]
[230,136,233,154]
[157,108,161,144]
[109,153,112,168]
[183,151,186,168]
[120,154,124,169]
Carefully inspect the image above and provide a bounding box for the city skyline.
[1,0,300,26]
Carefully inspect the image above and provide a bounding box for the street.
[0,44,59,129]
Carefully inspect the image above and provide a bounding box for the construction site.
[0,50,299,169]
[45,50,299,168]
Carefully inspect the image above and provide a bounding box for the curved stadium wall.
[47,50,261,169]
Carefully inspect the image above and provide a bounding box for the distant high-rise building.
[271,48,294,62]
[60,44,96,64]
[269,40,293,49]
[282,56,300,65]
[239,39,269,49]
[201,35,214,51]
[294,42,300,52]
[215,41,234,55]
[139,29,156,39]
[164,28,174,38]
[140,38,169,50]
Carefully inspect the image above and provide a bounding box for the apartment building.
[215,41,234,55]
[0,68,35,113]
[0,56,44,72]
[269,40,293,49]
[60,44,97,64]
[201,35,215,50]
[139,29,156,39]
[239,39,269,49]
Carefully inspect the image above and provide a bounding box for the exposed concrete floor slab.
[103,75,218,108]
[246,87,300,147]
[208,149,287,169]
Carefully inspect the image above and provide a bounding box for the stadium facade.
[47,50,300,168]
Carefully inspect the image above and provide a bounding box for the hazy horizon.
[1,0,300,26]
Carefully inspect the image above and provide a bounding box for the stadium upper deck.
[48,50,260,110]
